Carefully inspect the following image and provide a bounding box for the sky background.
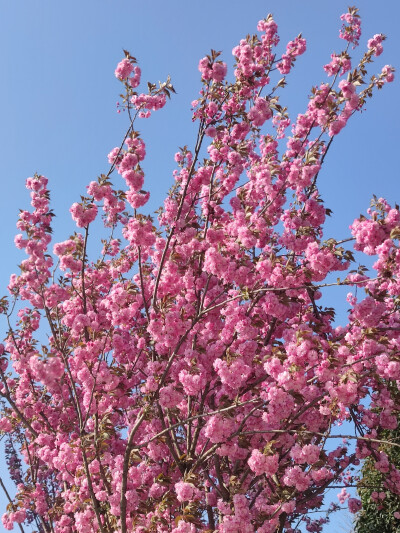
[0,0,399,531]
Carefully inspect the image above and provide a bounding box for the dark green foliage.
[355,428,400,533]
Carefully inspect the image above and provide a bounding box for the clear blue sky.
[0,1,399,531]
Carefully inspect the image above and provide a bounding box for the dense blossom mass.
[0,7,398,533]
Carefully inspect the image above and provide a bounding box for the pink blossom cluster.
[198,57,227,83]
[232,16,279,84]
[131,92,167,115]
[115,57,141,87]
[115,58,133,80]
[339,9,362,46]
[381,64,395,83]
[248,449,279,476]
[324,52,352,77]
[247,97,272,127]
[69,202,98,227]
[277,35,307,74]
[174,482,201,503]
[367,33,384,56]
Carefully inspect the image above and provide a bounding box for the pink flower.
[348,498,362,514]
[70,203,98,227]
[329,117,347,136]
[381,65,395,83]
[339,10,362,46]
[204,416,235,443]
[337,487,350,504]
[283,466,311,491]
[125,190,149,208]
[115,58,134,80]
[198,57,212,80]
[0,417,12,432]
[159,386,183,408]
[212,62,227,83]
[172,521,196,533]
[205,126,218,138]
[122,170,144,191]
[368,34,384,56]
[247,98,272,127]
[248,450,279,476]
[175,482,199,502]
[352,296,385,328]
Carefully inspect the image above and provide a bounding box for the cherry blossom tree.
[0,7,398,533]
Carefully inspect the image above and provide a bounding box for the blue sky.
[0,1,399,531]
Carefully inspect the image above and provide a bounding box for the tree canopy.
[0,7,398,533]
